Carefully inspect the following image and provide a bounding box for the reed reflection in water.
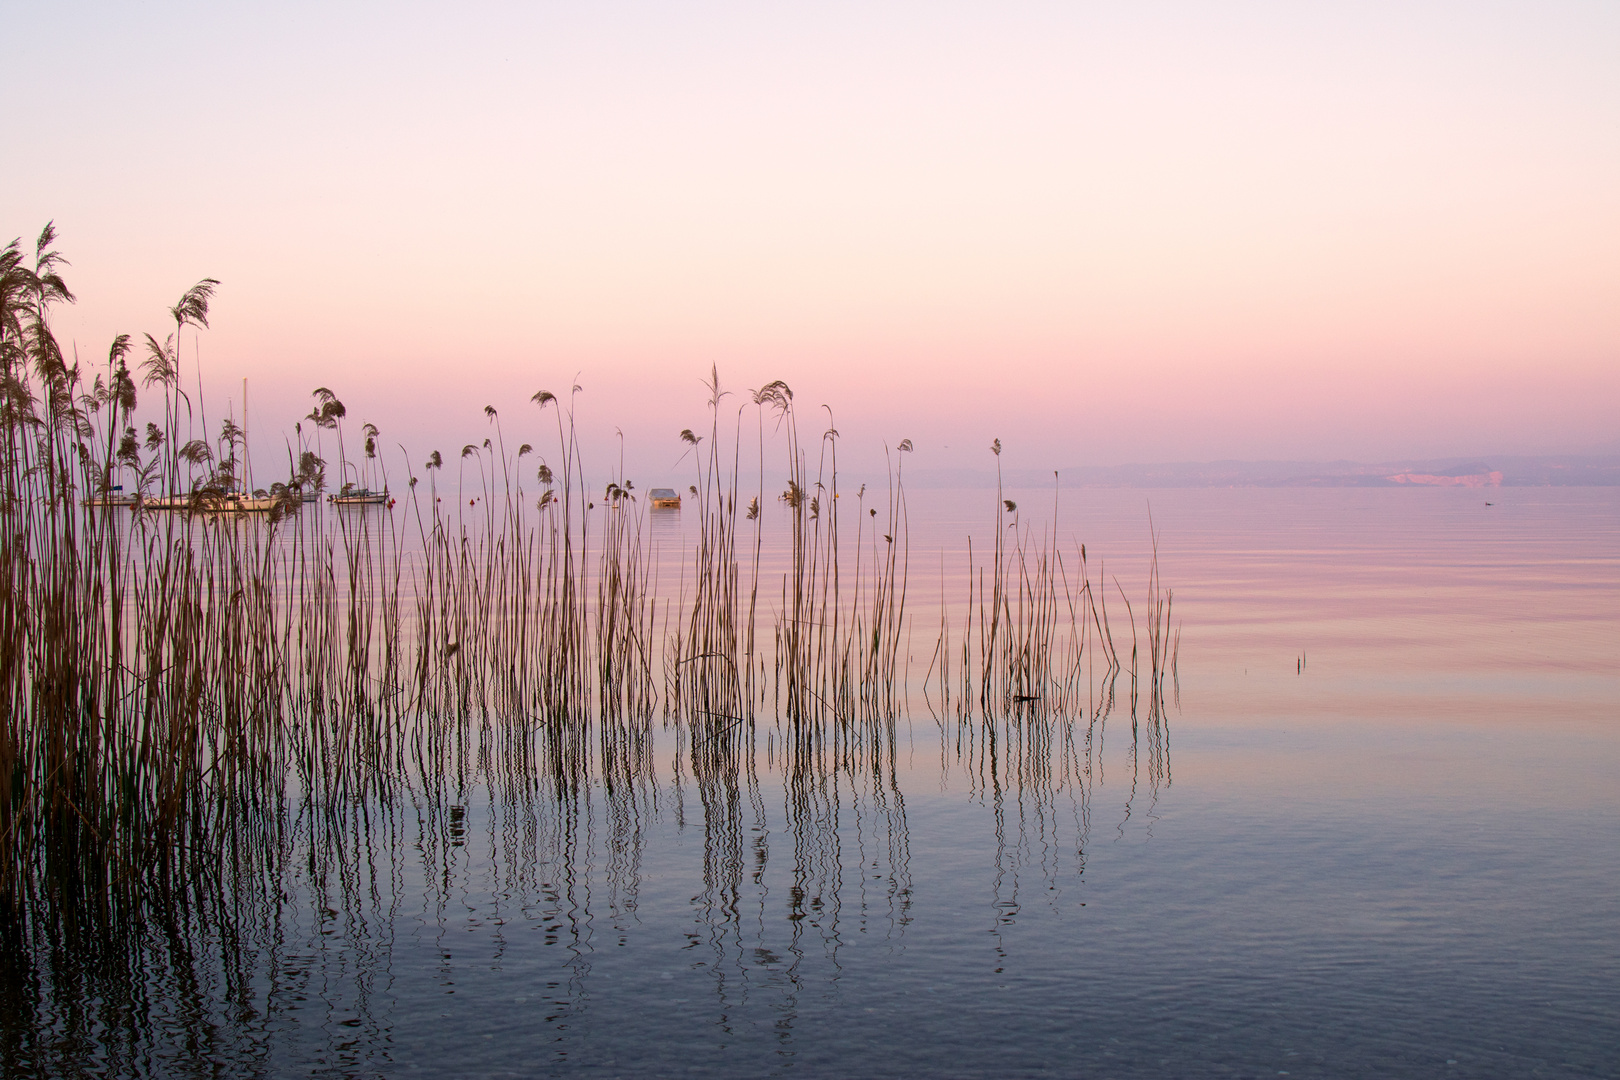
[0,658,1162,1077]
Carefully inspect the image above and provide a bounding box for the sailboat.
[200,379,274,513]
[329,427,389,505]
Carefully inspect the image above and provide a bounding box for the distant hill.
[906,454,1620,489]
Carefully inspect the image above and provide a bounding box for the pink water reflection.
[876,484,1620,725]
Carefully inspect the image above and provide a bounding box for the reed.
[0,225,1174,928]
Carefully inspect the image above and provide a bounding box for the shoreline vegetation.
[0,225,1173,934]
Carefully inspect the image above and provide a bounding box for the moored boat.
[81,486,138,508]
[330,487,389,506]
[137,490,276,513]
[212,493,275,513]
[140,494,193,511]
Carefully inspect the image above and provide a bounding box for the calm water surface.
[5,487,1616,1078]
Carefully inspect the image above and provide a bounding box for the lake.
[4,485,1616,1078]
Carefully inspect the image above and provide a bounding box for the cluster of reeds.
[0,226,300,921]
[664,370,914,736]
[0,225,1174,928]
[924,445,1178,730]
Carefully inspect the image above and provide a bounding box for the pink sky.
[6,1,1617,483]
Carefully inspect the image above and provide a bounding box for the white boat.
[82,486,138,508]
[330,487,389,506]
[213,493,275,513]
[138,490,276,513]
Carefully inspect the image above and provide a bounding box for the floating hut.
[649,487,681,508]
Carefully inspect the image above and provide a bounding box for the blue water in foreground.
[4,487,1617,1078]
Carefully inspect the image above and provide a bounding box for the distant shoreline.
[906,454,1620,489]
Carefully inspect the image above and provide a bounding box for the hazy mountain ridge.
[906,454,1620,489]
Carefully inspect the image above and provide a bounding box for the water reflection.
[1,686,1163,1077]
[939,670,1171,968]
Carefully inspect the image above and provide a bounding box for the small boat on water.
[136,489,277,513]
[330,487,389,506]
[649,487,681,508]
[81,486,138,508]
[212,493,275,513]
